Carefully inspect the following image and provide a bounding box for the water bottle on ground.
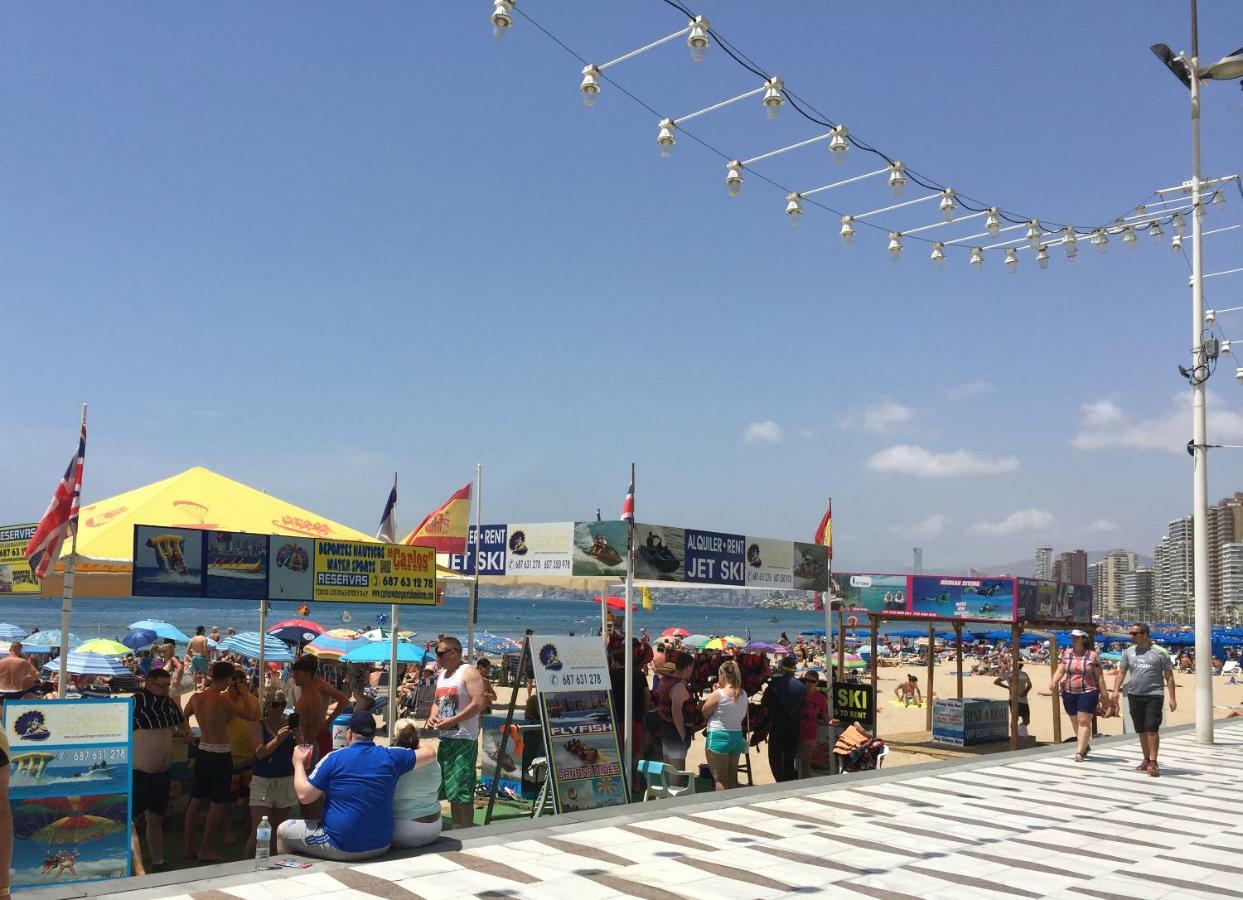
[255,816,272,869]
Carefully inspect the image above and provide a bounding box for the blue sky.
[4,1,1243,572]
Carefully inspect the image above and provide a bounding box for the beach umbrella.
[122,629,159,651]
[460,632,521,655]
[342,642,429,665]
[744,641,789,654]
[325,628,359,639]
[218,632,295,663]
[0,624,27,641]
[267,619,325,645]
[660,627,690,638]
[43,651,128,676]
[799,629,827,637]
[305,634,363,660]
[26,630,78,648]
[700,636,744,650]
[128,620,190,644]
[842,653,866,670]
[75,639,131,657]
[592,595,638,612]
[357,628,394,642]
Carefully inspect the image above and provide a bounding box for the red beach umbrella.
[593,595,638,612]
[661,627,690,638]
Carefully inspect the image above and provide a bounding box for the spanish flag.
[401,482,472,553]
[814,499,832,561]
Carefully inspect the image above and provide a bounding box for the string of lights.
[490,1,1243,271]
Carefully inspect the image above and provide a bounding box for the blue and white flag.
[376,477,398,543]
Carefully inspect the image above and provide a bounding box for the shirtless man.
[0,643,40,703]
[187,627,211,690]
[183,661,251,861]
[289,657,346,760]
[130,667,187,873]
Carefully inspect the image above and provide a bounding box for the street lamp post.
[1152,3,1243,745]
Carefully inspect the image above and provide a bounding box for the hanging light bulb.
[491,0,513,39]
[580,65,601,107]
[1036,245,1049,269]
[1173,212,1186,235]
[656,118,676,158]
[687,16,710,63]
[785,192,803,227]
[840,215,855,247]
[1004,248,1018,272]
[762,77,784,120]
[939,189,956,222]
[1123,226,1137,250]
[1063,226,1078,259]
[828,125,849,165]
[1149,221,1164,241]
[970,247,984,272]
[888,232,903,262]
[887,162,906,199]
[1091,228,1108,255]
[1213,189,1226,207]
[725,161,743,198]
[985,207,1001,237]
[1172,233,1184,252]
[930,241,945,270]
[1026,220,1041,249]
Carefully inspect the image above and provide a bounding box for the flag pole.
[467,464,481,664]
[822,496,833,670]
[389,471,400,737]
[58,404,86,699]
[622,462,635,794]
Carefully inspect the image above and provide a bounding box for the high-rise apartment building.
[1222,543,1243,623]
[1099,550,1138,619]
[1059,549,1088,586]
[1123,567,1154,620]
[1088,562,1102,606]
[1161,516,1194,621]
[1034,547,1054,581]
[1052,560,1063,583]
[1208,493,1243,619]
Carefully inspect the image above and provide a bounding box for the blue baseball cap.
[347,710,377,738]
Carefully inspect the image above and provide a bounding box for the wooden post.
[926,624,935,732]
[954,622,964,700]
[1050,632,1062,744]
[1009,623,1021,750]
[870,615,880,738]
[837,609,845,682]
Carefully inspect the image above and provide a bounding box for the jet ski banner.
[909,576,1016,622]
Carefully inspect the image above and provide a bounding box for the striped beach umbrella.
[218,632,295,663]
[0,624,27,641]
[42,652,128,677]
[304,634,362,661]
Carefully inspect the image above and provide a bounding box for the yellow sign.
[0,524,39,595]
[312,540,436,605]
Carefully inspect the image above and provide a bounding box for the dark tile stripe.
[905,782,982,799]
[329,868,421,898]
[850,788,936,808]
[1074,889,1147,900]
[676,857,795,891]
[822,833,928,858]
[1156,852,1243,876]
[838,879,938,900]
[584,873,688,900]
[191,893,243,900]
[1093,818,1186,836]
[866,819,977,844]
[762,844,870,876]
[935,812,1026,832]
[619,824,715,852]
[938,775,1023,793]
[962,802,1064,822]
[1132,871,1243,897]
[1057,825,1172,849]
[905,864,1042,898]
[746,804,835,827]
[441,850,540,884]
[537,837,633,867]
[680,812,772,838]
[1009,837,1135,863]
[798,795,893,817]
[1192,840,1243,855]
[959,849,1088,878]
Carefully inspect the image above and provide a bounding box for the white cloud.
[967,508,1054,536]
[1087,518,1119,533]
[862,401,913,434]
[892,514,950,541]
[948,381,996,398]
[866,445,1020,478]
[744,421,783,443]
[1072,394,1243,454]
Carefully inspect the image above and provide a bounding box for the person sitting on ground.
[894,675,922,707]
[278,710,436,861]
[389,718,443,849]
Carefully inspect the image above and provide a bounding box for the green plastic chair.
[637,759,696,801]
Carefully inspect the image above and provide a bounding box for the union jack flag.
[620,477,634,523]
[25,423,86,579]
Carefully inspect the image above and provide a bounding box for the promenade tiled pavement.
[34,720,1243,900]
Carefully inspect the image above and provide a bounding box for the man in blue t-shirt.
[278,710,437,860]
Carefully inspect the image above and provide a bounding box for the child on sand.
[894,675,922,707]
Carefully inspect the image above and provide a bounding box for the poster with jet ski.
[792,541,830,592]
[633,524,685,582]
[572,521,628,577]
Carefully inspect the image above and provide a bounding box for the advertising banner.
[204,530,269,601]
[1016,578,1040,620]
[1014,579,1092,623]
[831,681,876,732]
[269,536,315,602]
[572,521,628,578]
[743,536,793,589]
[908,576,1016,622]
[131,525,204,598]
[529,634,627,813]
[504,523,574,577]
[1069,584,1093,623]
[683,529,745,586]
[830,574,908,613]
[448,525,508,577]
[3,698,132,890]
[312,540,436,605]
[932,698,1008,746]
[0,523,39,594]
[633,524,685,582]
[793,542,829,592]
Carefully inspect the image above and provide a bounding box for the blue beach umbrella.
[128,620,190,644]
[122,629,159,651]
[342,642,429,665]
[26,630,78,648]
[0,624,27,641]
[218,632,295,663]
[43,651,128,677]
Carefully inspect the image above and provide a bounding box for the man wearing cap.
[762,657,805,782]
[278,710,436,860]
[1110,623,1176,777]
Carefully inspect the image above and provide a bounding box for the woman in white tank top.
[700,660,748,790]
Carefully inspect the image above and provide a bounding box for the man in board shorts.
[427,637,485,828]
[1111,622,1176,777]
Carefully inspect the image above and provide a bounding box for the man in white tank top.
[427,637,485,828]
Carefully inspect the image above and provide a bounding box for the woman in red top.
[797,671,834,778]
[1049,630,1106,762]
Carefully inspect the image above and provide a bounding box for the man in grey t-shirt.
[1110,622,1176,777]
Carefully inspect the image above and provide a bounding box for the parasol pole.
[389,471,400,736]
[257,596,267,698]
[622,463,635,794]
[467,464,482,663]
[58,404,86,699]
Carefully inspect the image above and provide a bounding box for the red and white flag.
[24,423,87,579]
[620,477,634,523]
